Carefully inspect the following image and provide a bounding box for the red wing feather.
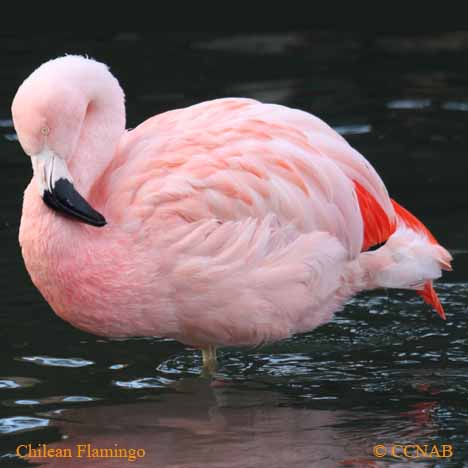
[391,199,438,244]
[353,181,395,251]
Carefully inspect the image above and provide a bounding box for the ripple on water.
[113,377,166,389]
[157,354,203,375]
[0,416,49,434]
[386,99,432,109]
[19,356,95,368]
[442,101,468,111]
[62,395,98,403]
[4,395,99,408]
[333,124,371,135]
[13,400,40,406]
[39,395,99,404]
[109,363,129,370]
[0,377,40,389]
[193,33,305,55]
[3,133,18,141]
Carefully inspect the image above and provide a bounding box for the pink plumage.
[12,56,451,350]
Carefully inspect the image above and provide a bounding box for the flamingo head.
[11,56,109,227]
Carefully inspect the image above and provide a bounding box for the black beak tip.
[43,180,108,228]
[93,215,107,227]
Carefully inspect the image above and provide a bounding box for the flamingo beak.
[31,149,106,227]
[417,281,446,320]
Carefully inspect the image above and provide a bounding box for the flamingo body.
[12,56,451,348]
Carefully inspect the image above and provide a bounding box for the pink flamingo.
[12,56,452,372]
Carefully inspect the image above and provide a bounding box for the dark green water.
[0,32,467,467]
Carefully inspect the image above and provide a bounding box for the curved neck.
[69,87,126,199]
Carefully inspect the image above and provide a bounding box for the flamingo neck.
[69,92,126,199]
[19,70,127,287]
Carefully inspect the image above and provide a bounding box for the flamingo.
[12,56,452,372]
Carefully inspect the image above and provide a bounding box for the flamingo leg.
[201,346,218,376]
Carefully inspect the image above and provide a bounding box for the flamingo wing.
[102,98,393,259]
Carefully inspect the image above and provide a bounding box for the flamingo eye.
[41,126,50,136]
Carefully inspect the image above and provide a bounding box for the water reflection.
[19,378,438,467]
[333,124,372,136]
[386,99,432,110]
[0,377,40,389]
[442,101,468,112]
[0,416,49,435]
[19,356,95,368]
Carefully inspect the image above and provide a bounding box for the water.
[1,32,467,467]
